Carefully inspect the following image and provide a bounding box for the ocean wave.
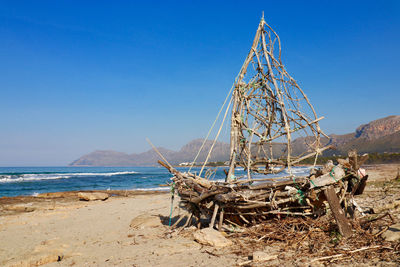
[284,166,312,175]
[0,171,139,183]
[59,171,139,176]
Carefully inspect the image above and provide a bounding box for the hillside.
[70,115,400,166]
[326,115,400,155]
[70,139,230,166]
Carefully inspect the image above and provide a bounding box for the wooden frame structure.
[226,17,329,182]
[155,17,368,236]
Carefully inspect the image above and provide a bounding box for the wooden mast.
[226,19,264,183]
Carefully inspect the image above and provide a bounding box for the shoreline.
[0,189,168,216]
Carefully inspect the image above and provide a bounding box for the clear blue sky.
[0,1,399,166]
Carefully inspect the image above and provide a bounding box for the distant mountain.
[355,115,400,140]
[70,115,400,166]
[70,150,135,166]
[70,139,230,166]
[325,115,400,155]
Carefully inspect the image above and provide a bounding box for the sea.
[0,166,313,197]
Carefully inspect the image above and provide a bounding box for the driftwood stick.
[195,210,202,229]
[182,212,193,228]
[324,186,353,237]
[192,190,226,204]
[308,246,382,263]
[360,212,395,225]
[374,226,389,237]
[171,213,187,228]
[215,189,293,203]
[158,160,178,175]
[239,214,250,224]
[224,210,313,216]
[224,218,243,229]
[260,117,324,143]
[348,150,359,170]
[290,145,333,165]
[218,208,224,231]
[236,197,293,209]
[147,138,173,168]
[209,203,219,228]
[232,175,295,185]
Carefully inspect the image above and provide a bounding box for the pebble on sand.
[78,192,109,201]
[193,228,232,248]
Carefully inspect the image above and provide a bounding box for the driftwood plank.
[249,177,307,190]
[352,175,368,195]
[324,186,353,237]
[310,166,345,188]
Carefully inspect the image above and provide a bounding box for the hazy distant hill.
[70,139,230,166]
[70,115,400,166]
[325,115,400,155]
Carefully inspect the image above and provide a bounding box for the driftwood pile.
[160,151,369,237]
[230,214,397,265]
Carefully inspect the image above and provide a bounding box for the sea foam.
[0,171,138,183]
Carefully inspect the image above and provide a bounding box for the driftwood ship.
[156,17,368,237]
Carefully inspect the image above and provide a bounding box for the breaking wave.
[0,171,138,183]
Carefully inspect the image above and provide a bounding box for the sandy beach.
[0,190,238,267]
[1,164,400,266]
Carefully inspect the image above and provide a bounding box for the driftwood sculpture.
[157,17,369,237]
[225,17,330,183]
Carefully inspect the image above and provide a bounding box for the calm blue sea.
[0,166,312,197]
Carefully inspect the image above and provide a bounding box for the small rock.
[253,251,278,262]
[4,204,35,212]
[78,192,109,201]
[25,253,63,266]
[6,250,64,267]
[130,214,160,229]
[184,226,197,232]
[382,223,400,242]
[193,228,232,248]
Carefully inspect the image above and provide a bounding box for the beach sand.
[0,190,237,267]
[1,164,399,266]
